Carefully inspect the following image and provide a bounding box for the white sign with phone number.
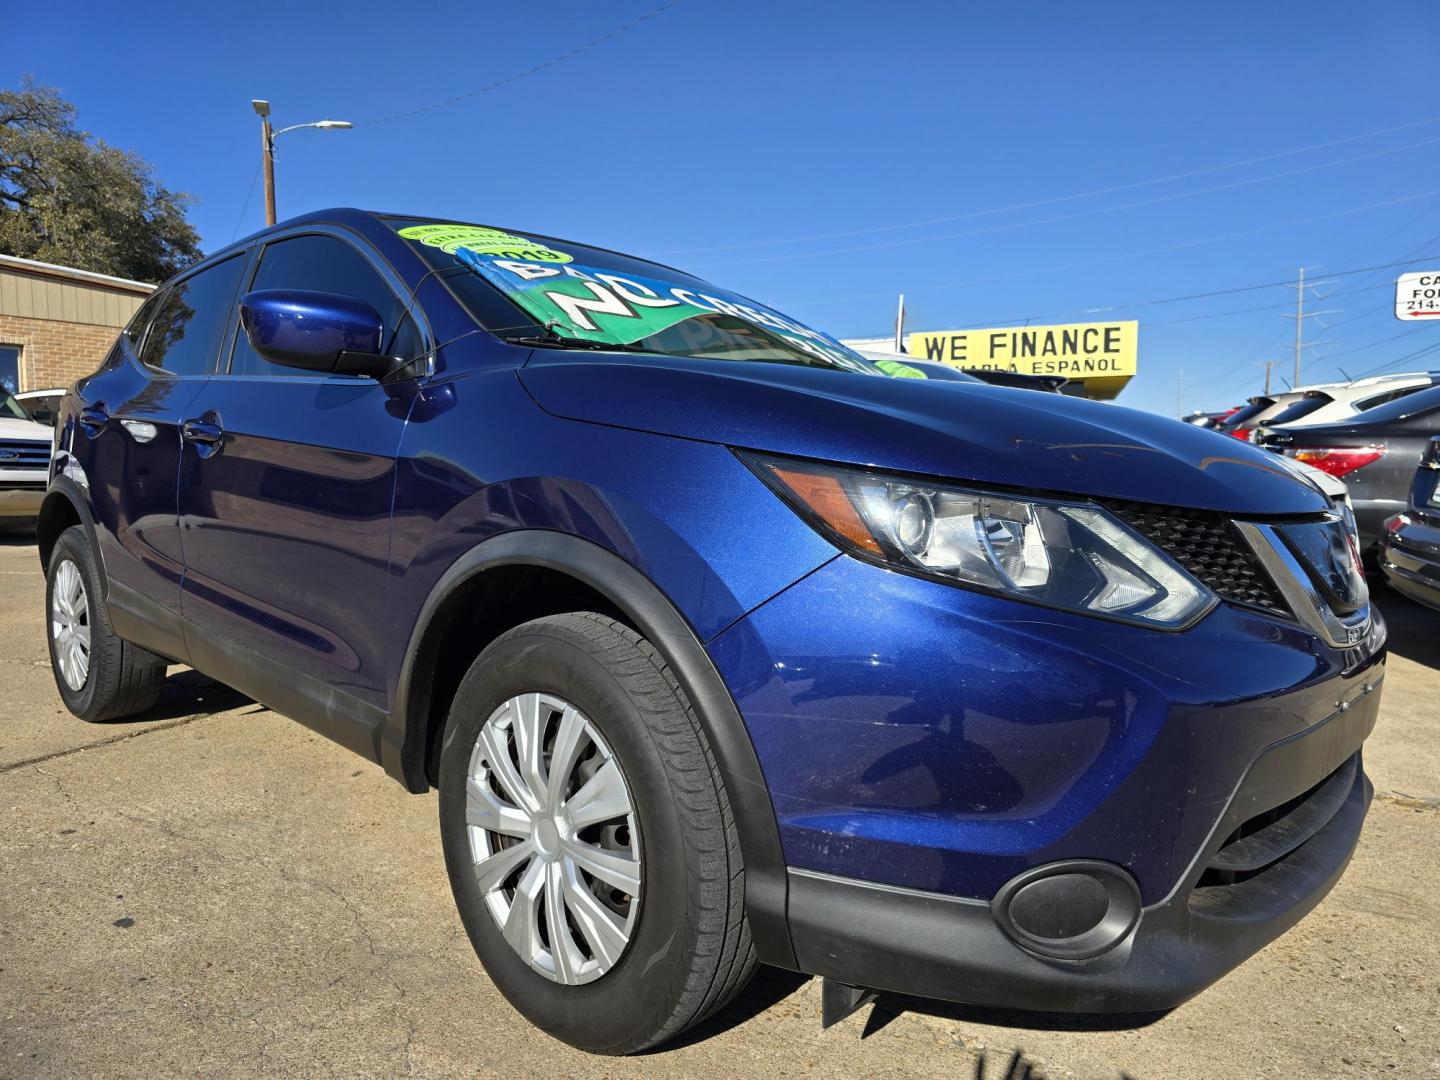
[1395,271,1440,320]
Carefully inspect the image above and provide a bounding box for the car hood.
[519,353,1330,515]
[0,415,51,441]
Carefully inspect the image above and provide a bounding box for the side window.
[229,234,407,377]
[139,255,248,376]
[1356,387,1421,412]
[123,290,164,351]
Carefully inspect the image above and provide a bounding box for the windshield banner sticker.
[455,247,859,364]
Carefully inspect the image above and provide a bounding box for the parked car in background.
[15,388,65,426]
[854,351,1070,393]
[1261,382,1440,551]
[1379,435,1440,612]
[40,208,1385,1053]
[1250,372,1440,441]
[1214,392,1287,440]
[1183,409,1238,429]
[0,386,52,524]
[854,349,983,382]
[966,368,1070,393]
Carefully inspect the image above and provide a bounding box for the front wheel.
[438,613,754,1054]
[45,525,166,721]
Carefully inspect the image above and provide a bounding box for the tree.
[0,79,202,282]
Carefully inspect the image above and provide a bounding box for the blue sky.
[7,1,1440,416]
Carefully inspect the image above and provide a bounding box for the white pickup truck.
[0,387,53,522]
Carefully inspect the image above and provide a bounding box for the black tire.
[438,612,755,1054]
[45,525,166,722]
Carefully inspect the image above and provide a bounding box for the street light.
[251,100,353,227]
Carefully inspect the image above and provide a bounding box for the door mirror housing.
[239,290,402,379]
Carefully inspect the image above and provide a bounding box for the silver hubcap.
[51,559,91,692]
[467,692,641,984]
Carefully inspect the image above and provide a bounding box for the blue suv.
[40,209,1385,1053]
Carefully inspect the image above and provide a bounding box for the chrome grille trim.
[1233,521,1371,648]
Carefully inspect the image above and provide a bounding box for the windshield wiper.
[502,332,651,354]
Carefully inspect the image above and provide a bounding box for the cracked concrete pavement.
[1,533,1438,1079]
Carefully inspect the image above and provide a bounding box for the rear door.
[71,253,249,659]
[176,228,428,752]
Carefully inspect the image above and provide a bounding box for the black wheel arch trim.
[383,529,797,969]
[38,477,107,596]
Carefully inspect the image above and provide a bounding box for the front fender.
[385,528,799,969]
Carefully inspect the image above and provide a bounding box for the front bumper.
[1381,514,1440,612]
[0,484,45,517]
[709,553,1385,1010]
[789,745,1372,1013]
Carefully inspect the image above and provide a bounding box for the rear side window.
[1264,394,1332,426]
[1355,385,1425,411]
[1219,398,1273,430]
[139,255,248,376]
[229,234,406,377]
[123,290,163,350]
[1347,383,1440,424]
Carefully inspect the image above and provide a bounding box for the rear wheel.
[45,525,166,722]
[438,612,755,1054]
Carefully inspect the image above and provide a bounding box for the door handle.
[181,414,224,447]
[181,414,225,460]
[79,403,109,434]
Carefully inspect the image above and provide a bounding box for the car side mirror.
[239,290,404,380]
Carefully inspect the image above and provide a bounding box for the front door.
[177,231,425,754]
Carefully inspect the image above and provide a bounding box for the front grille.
[1103,500,1288,613]
[0,439,51,468]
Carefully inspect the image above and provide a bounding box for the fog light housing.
[991,860,1141,961]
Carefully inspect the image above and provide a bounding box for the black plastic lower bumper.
[786,679,1379,1013]
[1382,525,1440,613]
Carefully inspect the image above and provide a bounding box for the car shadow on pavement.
[94,667,255,725]
[647,966,812,1052]
[1371,583,1440,669]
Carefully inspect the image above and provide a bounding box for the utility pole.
[1176,369,1184,418]
[1260,359,1278,395]
[250,99,352,228]
[893,293,906,353]
[1283,266,1339,387]
[252,100,276,227]
[1292,267,1304,387]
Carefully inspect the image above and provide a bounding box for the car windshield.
[387,217,911,378]
[1341,382,1440,424]
[0,388,29,422]
[1265,394,1332,427]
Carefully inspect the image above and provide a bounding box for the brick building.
[0,254,154,395]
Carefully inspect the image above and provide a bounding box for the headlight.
[743,452,1216,630]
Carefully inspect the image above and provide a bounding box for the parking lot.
[0,532,1437,1080]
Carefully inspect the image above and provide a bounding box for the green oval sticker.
[397,223,572,263]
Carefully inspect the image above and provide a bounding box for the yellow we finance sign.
[907,321,1138,399]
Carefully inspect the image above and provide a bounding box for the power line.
[789,192,1440,309]
[358,1,683,126]
[659,115,1440,257]
[1352,339,1440,379]
[894,277,1396,338]
[1322,324,1429,361]
[229,162,263,242]
[694,137,1440,270]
